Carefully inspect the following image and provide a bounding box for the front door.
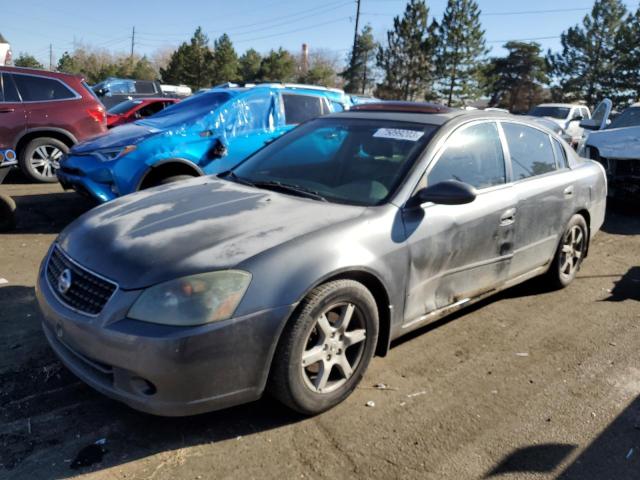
[402,121,517,323]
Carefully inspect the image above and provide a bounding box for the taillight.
[87,105,106,125]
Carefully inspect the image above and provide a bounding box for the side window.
[282,94,324,125]
[231,92,273,134]
[330,100,345,112]
[0,73,20,102]
[12,74,75,101]
[137,102,165,118]
[552,138,568,168]
[502,122,556,180]
[581,107,590,119]
[134,81,156,94]
[107,80,135,95]
[427,122,506,189]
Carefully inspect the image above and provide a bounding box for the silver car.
[36,102,607,416]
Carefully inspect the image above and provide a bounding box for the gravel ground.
[0,180,639,480]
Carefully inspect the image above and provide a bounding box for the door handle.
[500,208,516,226]
[563,185,574,197]
[0,108,15,113]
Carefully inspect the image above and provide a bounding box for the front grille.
[46,245,118,316]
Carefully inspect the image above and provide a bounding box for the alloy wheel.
[30,145,63,179]
[559,225,585,278]
[301,302,367,394]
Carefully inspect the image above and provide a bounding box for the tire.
[269,279,379,415]
[151,175,196,187]
[547,214,589,289]
[19,137,69,183]
[0,193,16,232]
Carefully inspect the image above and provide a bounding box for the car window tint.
[503,122,556,180]
[0,73,20,102]
[552,138,568,168]
[134,81,156,94]
[138,102,165,117]
[12,74,75,101]
[282,94,324,124]
[428,122,506,189]
[331,101,345,112]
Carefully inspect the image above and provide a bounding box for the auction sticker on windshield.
[373,128,424,142]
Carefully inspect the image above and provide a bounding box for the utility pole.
[130,26,135,60]
[49,44,53,71]
[351,0,361,63]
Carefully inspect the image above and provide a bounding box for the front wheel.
[547,214,588,288]
[269,280,379,415]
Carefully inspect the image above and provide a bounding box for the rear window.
[528,106,570,120]
[282,94,327,125]
[13,74,76,101]
[134,81,157,94]
[108,99,142,114]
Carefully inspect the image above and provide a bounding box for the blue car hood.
[71,123,161,154]
[56,177,366,289]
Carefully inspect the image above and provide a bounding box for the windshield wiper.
[218,170,255,187]
[250,180,327,202]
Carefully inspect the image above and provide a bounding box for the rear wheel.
[269,280,378,415]
[547,214,588,288]
[19,137,69,183]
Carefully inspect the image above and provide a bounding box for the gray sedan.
[36,102,607,416]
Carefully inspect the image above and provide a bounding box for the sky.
[2,0,638,68]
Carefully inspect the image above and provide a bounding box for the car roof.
[0,65,83,82]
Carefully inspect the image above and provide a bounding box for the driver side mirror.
[572,114,583,122]
[579,119,600,131]
[412,180,476,206]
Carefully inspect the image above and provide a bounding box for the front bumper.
[56,153,119,203]
[36,259,295,416]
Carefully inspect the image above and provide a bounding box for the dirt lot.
[1,179,639,480]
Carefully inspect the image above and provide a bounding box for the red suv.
[0,66,107,182]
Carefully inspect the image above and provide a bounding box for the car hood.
[71,122,160,153]
[586,126,640,159]
[56,177,366,289]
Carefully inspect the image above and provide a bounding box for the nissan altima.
[36,102,607,416]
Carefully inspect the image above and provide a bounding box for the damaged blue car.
[57,84,350,202]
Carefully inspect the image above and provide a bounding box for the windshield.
[108,100,141,114]
[233,117,438,206]
[608,107,640,129]
[137,91,231,129]
[529,106,570,119]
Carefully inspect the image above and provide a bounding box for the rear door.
[11,72,79,131]
[501,121,574,279]
[0,72,25,150]
[402,121,517,323]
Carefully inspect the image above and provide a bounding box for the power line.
[234,17,352,44]
[487,35,560,44]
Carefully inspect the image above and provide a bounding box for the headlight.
[95,145,137,162]
[128,271,251,326]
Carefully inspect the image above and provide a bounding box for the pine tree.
[376,0,438,100]
[257,48,296,82]
[435,0,487,106]
[239,49,262,83]
[211,34,239,85]
[483,42,549,113]
[612,6,640,107]
[15,53,44,69]
[341,24,378,94]
[160,27,214,90]
[548,0,627,107]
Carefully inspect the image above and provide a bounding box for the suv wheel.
[20,138,69,183]
[269,280,379,415]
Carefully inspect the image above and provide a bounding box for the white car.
[0,33,11,66]
[528,103,591,146]
[580,99,639,198]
